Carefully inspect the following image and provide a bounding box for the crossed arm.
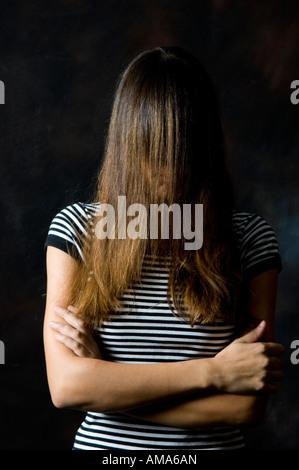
[43,246,284,429]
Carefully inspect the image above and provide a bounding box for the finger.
[67,305,79,314]
[50,321,75,338]
[50,321,85,343]
[235,321,266,344]
[266,356,284,370]
[263,342,285,356]
[51,321,91,351]
[262,382,278,394]
[266,370,284,382]
[54,333,90,358]
[54,306,87,333]
[54,305,70,320]
[50,320,98,356]
[54,328,100,358]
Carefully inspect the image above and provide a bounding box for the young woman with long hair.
[44,46,284,450]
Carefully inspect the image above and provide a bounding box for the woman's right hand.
[211,320,285,394]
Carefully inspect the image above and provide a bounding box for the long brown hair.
[71,46,242,328]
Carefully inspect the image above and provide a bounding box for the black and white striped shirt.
[45,202,282,450]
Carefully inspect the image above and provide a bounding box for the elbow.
[45,358,121,413]
[50,385,90,411]
[51,396,67,410]
[47,373,88,410]
[48,377,110,413]
[46,360,93,410]
[49,382,75,409]
[51,394,69,410]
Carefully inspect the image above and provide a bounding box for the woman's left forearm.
[124,392,268,429]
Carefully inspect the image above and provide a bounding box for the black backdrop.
[0,0,299,450]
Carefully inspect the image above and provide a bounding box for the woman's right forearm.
[48,354,215,412]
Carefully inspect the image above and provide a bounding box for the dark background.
[0,0,298,450]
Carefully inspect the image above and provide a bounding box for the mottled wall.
[0,0,298,449]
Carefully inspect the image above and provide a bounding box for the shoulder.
[231,210,282,278]
[231,210,279,244]
[45,202,100,259]
[231,210,275,237]
[47,201,100,239]
[56,201,100,222]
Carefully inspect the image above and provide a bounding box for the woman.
[43,46,284,450]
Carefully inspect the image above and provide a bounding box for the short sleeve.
[233,212,282,279]
[44,202,99,261]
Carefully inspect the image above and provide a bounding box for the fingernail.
[54,306,64,316]
[49,321,58,328]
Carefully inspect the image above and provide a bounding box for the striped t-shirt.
[45,202,282,450]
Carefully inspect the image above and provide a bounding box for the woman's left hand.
[49,305,101,359]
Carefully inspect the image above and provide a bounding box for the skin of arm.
[124,268,281,428]
[44,247,217,412]
[44,246,284,424]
